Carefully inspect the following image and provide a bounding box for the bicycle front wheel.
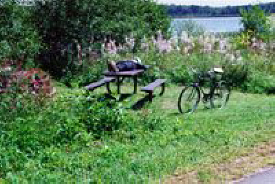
[211,82,230,109]
[178,86,200,113]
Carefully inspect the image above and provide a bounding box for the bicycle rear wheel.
[178,86,200,113]
[211,82,230,109]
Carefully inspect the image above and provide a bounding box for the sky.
[155,0,275,7]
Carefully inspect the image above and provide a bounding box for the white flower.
[157,30,163,41]
[203,42,212,53]
[251,37,256,43]
[259,42,267,50]
[198,35,204,46]
[210,34,216,44]
[180,31,189,43]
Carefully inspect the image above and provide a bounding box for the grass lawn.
[7,82,275,183]
[50,82,275,183]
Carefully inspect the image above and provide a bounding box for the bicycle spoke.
[211,82,230,109]
[178,87,200,113]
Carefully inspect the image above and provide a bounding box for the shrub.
[166,65,192,84]
[223,64,248,87]
[241,70,275,94]
[240,5,271,41]
[61,59,107,88]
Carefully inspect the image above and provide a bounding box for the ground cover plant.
[1,85,275,183]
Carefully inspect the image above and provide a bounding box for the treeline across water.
[164,2,275,17]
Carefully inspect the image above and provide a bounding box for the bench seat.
[141,79,166,102]
[85,77,115,92]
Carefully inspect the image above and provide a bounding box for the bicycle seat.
[213,67,224,73]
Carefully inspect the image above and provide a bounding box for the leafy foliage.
[0,0,41,66]
[0,89,129,179]
[31,0,170,76]
[240,5,271,40]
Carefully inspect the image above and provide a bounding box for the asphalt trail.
[237,168,275,184]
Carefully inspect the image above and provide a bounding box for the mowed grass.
[57,82,275,183]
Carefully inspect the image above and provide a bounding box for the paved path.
[237,168,275,184]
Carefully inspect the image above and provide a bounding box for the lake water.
[171,17,243,33]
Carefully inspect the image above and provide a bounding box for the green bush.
[166,65,192,84]
[62,59,107,88]
[223,64,248,87]
[241,70,275,93]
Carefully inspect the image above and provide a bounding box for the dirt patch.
[164,140,275,183]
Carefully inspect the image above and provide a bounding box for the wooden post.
[133,75,137,94]
[116,76,120,94]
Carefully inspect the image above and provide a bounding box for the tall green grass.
[1,84,275,183]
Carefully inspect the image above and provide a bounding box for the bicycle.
[178,67,231,114]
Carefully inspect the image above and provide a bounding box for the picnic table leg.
[133,76,137,94]
[117,76,120,94]
[148,92,153,102]
[106,82,112,94]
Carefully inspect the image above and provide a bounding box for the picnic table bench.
[85,77,115,93]
[141,79,166,102]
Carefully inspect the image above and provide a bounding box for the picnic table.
[86,65,166,102]
[103,69,145,94]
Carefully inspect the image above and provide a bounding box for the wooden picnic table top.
[103,69,145,77]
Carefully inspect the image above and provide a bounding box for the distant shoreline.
[164,2,275,19]
[171,16,243,33]
[172,15,275,19]
[171,15,241,19]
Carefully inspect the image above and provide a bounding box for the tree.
[240,5,271,40]
[0,0,41,66]
[31,0,170,76]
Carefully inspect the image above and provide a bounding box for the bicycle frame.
[191,71,219,102]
